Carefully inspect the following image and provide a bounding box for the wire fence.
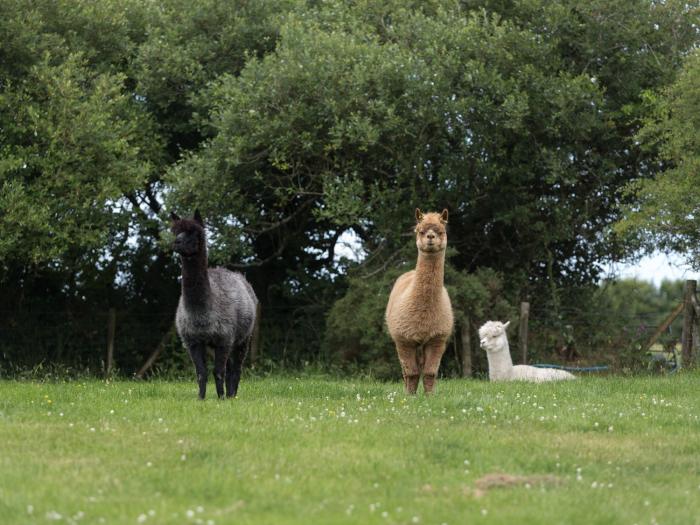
[0,294,692,378]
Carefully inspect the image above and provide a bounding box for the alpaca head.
[478,320,510,353]
[170,210,206,258]
[414,208,448,254]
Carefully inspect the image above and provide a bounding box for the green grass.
[1,373,699,525]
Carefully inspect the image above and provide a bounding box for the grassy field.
[1,373,699,525]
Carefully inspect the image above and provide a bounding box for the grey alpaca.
[170,210,258,399]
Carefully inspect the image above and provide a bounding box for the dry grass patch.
[472,473,562,498]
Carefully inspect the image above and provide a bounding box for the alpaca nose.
[427,231,436,241]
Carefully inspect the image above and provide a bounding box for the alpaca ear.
[415,208,424,222]
[503,320,511,329]
[440,208,448,224]
[170,212,181,223]
[193,209,204,226]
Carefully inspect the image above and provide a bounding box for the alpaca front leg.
[396,342,420,395]
[422,337,447,394]
[226,339,249,398]
[187,342,208,400]
[213,346,230,399]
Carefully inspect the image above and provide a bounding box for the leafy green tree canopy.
[617,49,700,267]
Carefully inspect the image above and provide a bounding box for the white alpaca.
[478,321,576,382]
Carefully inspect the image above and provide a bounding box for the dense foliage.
[617,49,700,266]
[1,0,698,375]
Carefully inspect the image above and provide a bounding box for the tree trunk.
[519,301,530,365]
[459,316,472,377]
[105,308,116,377]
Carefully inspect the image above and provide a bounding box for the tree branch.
[360,247,405,279]
[144,182,162,214]
[229,239,288,269]
[241,198,315,236]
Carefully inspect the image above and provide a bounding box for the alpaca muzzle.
[173,232,186,250]
[174,233,197,257]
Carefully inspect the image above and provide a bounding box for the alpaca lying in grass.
[478,321,575,382]
[171,210,258,399]
[386,209,454,394]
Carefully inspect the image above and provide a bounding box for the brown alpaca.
[385,209,454,394]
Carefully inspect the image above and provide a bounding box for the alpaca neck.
[180,251,210,309]
[487,337,514,381]
[410,250,445,303]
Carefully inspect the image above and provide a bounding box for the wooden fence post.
[691,293,700,362]
[460,315,472,377]
[519,301,530,365]
[682,280,697,366]
[134,324,176,379]
[105,308,116,377]
[249,302,262,365]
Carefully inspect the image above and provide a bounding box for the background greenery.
[1,0,699,376]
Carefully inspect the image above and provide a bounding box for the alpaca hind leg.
[225,354,236,397]
[187,342,208,400]
[213,345,230,399]
[422,337,447,394]
[226,338,249,398]
[396,342,420,394]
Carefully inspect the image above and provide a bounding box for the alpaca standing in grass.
[386,209,454,394]
[171,210,258,399]
[478,321,576,382]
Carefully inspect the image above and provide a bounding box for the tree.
[166,0,699,364]
[1,0,698,372]
[0,0,297,370]
[616,50,700,267]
